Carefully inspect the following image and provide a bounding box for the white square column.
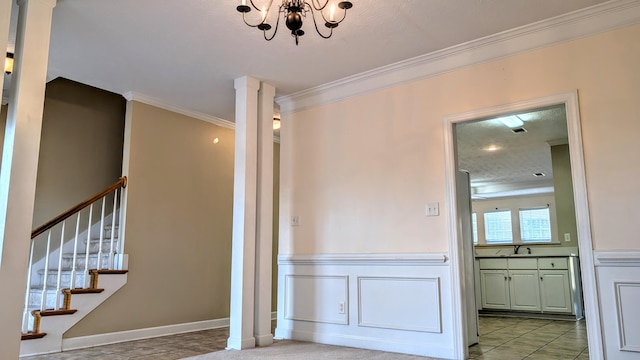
[0,0,56,358]
[228,76,276,350]
[227,76,261,350]
[254,82,275,346]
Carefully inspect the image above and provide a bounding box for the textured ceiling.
[4,0,609,121]
[456,106,568,199]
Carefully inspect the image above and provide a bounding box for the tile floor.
[23,316,588,359]
[469,316,589,359]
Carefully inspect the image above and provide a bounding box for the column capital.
[259,82,276,99]
[234,76,261,92]
[17,0,56,9]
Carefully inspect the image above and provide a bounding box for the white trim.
[595,251,640,266]
[122,90,282,143]
[614,282,640,352]
[60,318,230,352]
[356,276,442,333]
[278,253,448,266]
[123,91,235,129]
[276,0,640,115]
[442,91,604,360]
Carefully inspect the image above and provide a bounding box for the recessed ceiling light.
[486,145,499,152]
[497,115,524,128]
[212,138,219,144]
[533,172,546,177]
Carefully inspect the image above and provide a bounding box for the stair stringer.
[19,272,128,357]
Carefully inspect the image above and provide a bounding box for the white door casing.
[443,90,603,359]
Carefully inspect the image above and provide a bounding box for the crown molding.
[122,91,281,143]
[276,0,640,115]
[123,91,235,130]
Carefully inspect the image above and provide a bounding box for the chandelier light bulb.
[329,3,335,21]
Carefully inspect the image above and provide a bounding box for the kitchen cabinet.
[509,270,541,311]
[538,258,572,313]
[480,270,510,309]
[478,256,574,315]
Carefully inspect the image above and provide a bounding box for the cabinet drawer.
[508,258,538,269]
[538,258,568,270]
[479,258,508,269]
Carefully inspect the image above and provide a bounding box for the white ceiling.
[2,1,608,196]
[456,106,568,199]
[4,0,609,121]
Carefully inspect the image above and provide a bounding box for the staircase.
[20,177,129,357]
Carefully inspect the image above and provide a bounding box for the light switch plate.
[426,202,439,216]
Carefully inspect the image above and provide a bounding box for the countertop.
[474,254,579,258]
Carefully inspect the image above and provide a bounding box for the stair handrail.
[31,176,127,239]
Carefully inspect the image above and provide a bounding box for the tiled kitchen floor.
[23,316,588,359]
[470,316,589,359]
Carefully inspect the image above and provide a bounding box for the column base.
[255,333,274,346]
[226,336,256,350]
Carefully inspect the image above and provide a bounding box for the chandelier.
[236,0,353,45]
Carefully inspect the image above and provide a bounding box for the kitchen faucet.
[514,245,522,254]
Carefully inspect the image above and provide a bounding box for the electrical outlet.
[564,233,571,242]
[338,302,345,314]
[291,215,300,226]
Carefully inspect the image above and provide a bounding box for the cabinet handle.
[504,276,507,281]
[508,276,512,281]
[551,262,555,267]
[540,277,543,281]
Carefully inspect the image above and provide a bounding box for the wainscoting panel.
[615,282,640,352]
[595,251,640,359]
[284,275,348,325]
[275,253,454,359]
[358,277,441,333]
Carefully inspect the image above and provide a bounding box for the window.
[472,212,478,244]
[519,207,552,243]
[484,210,512,244]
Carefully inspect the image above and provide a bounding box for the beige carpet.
[182,340,437,360]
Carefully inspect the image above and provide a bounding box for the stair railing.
[22,176,127,333]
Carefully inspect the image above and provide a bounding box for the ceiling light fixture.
[273,118,281,130]
[4,52,13,74]
[496,115,524,128]
[236,0,353,45]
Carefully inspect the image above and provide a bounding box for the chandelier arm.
[242,12,264,27]
[309,6,334,39]
[263,8,282,41]
[248,0,273,12]
[309,0,329,11]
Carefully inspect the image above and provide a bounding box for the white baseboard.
[61,311,279,352]
[61,318,229,351]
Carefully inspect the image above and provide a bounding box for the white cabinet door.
[539,270,572,313]
[480,270,510,310]
[509,270,541,311]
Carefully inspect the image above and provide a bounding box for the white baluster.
[55,221,66,309]
[41,231,52,311]
[83,204,93,288]
[71,211,81,289]
[108,189,118,270]
[98,196,106,269]
[22,238,36,333]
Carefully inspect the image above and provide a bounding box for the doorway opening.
[442,91,603,359]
